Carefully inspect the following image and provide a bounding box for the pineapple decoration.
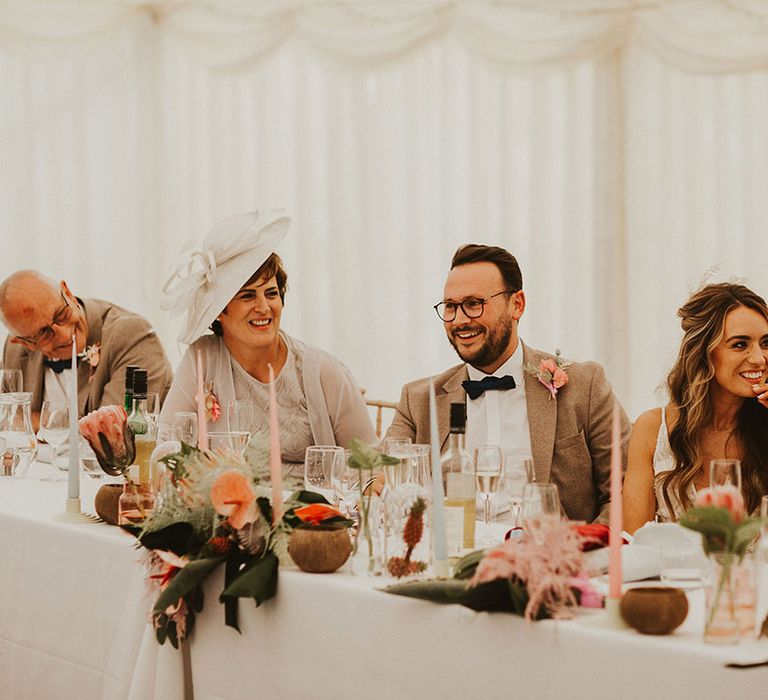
[387,497,428,578]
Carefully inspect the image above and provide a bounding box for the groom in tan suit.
[386,244,630,523]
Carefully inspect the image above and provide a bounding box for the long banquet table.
[1,471,767,700]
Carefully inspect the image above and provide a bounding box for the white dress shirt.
[464,340,532,461]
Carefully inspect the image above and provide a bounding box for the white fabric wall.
[2,1,768,420]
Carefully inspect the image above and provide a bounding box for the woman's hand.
[753,380,768,408]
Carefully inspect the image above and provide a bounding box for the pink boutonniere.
[204,382,221,422]
[525,350,571,399]
[77,343,100,379]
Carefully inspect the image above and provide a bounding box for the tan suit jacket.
[385,343,631,523]
[2,298,173,416]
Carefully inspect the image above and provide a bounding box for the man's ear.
[512,290,526,320]
[60,280,73,299]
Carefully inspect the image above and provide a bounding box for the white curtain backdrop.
[2,0,768,421]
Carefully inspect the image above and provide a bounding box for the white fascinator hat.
[161,210,290,345]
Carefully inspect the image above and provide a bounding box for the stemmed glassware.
[172,411,198,445]
[0,369,22,393]
[474,445,503,545]
[38,401,70,481]
[145,392,161,428]
[498,457,532,529]
[304,446,344,501]
[227,400,253,434]
[331,449,358,518]
[522,482,561,531]
[709,459,742,490]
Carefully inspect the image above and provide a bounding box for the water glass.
[0,392,37,477]
[331,449,358,516]
[227,400,253,433]
[522,482,561,524]
[710,459,742,490]
[0,369,23,393]
[207,431,251,456]
[660,543,705,588]
[475,445,503,544]
[172,411,198,445]
[304,446,343,499]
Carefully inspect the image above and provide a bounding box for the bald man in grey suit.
[386,244,630,523]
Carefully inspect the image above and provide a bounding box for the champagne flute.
[522,482,561,537]
[331,449,358,518]
[38,401,69,481]
[474,445,503,545]
[145,392,161,427]
[710,459,742,491]
[172,411,198,445]
[499,457,532,529]
[227,399,253,433]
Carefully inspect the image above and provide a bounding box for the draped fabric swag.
[2,0,768,418]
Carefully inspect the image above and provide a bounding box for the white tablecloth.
[1,470,766,699]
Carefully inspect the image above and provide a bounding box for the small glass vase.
[384,482,432,580]
[704,552,741,644]
[118,478,155,527]
[351,490,384,577]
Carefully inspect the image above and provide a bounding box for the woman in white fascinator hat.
[158,210,375,472]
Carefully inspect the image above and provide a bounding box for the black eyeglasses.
[433,290,515,322]
[15,291,73,346]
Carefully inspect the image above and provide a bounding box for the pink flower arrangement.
[79,405,136,475]
[470,517,588,620]
[210,470,256,530]
[694,486,746,524]
[525,351,570,399]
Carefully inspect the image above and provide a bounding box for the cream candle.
[268,364,283,523]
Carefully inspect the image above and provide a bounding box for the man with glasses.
[385,244,630,523]
[0,270,172,426]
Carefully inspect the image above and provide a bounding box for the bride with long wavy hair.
[624,283,768,533]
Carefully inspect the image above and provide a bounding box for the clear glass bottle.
[118,464,155,526]
[442,402,476,556]
[127,369,157,485]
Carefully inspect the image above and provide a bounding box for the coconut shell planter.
[620,587,689,635]
[94,483,123,525]
[288,525,352,573]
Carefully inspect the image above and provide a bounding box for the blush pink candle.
[195,350,208,450]
[268,364,283,523]
[608,399,623,599]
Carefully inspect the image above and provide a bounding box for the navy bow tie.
[43,357,76,374]
[462,375,516,400]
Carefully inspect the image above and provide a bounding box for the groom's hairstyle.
[450,244,523,292]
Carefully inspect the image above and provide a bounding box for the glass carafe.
[0,392,37,477]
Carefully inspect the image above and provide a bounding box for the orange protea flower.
[294,503,345,526]
[210,470,256,530]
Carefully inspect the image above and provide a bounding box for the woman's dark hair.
[451,244,523,292]
[211,253,288,336]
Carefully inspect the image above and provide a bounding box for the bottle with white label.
[442,402,476,556]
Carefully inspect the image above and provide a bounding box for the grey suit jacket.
[2,298,173,416]
[385,343,631,524]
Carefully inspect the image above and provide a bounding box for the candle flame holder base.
[576,596,629,630]
[53,497,100,524]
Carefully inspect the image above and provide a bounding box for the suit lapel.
[437,366,468,451]
[523,344,556,484]
[80,298,104,415]
[24,351,46,412]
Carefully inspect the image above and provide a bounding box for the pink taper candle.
[67,334,79,500]
[195,350,208,450]
[608,399,623,599]
[268,364,283,523]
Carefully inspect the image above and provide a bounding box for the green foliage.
[347,438,399,471]
[153,557,226,616]
[679,506,765,559]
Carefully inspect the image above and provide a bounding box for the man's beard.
[448,314,513,369]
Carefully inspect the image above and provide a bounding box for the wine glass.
[498,457,532,529]
[0,369,22,393]
[304,446,343,500]
[709,459,741,491]
[207,431,250,456]
[227,400,253,433]
[172,411,198,445]
[474,445,503,545]
[331,449,358,518]
[39,401,70,481]
[522,482,561,534]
